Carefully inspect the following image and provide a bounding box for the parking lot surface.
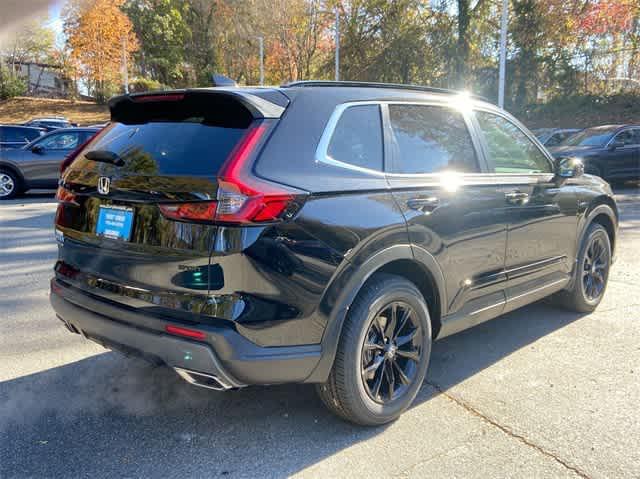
[1,187,639,478]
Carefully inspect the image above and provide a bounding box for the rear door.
[22,130,87,186]
[472,109,578,312]
[384,102,508,332]
[606,128,640,180]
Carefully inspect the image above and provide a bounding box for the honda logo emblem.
[97,177,111,195]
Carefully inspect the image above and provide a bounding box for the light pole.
[122,36,129,94]
[334,7,340,81]
[498,0,508,108]
[257,36,264,86]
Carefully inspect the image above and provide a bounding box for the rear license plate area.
[96,205,134,241]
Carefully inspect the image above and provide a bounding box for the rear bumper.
[50,278,322,386]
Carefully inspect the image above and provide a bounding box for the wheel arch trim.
[305,244,446,383]
[568,201,618,290]
[0,161,25,183]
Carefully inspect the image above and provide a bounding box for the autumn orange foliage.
[578,0,637,35]
[64,0,138,99]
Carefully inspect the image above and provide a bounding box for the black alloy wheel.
[361,301,422,404]
[582,235,609,301]
[316,274,432,426]
[554,223,611,313]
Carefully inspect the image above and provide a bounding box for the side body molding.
[305,243,447,383]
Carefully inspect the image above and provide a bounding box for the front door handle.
[505,190,530,205]
[407,196,440,213]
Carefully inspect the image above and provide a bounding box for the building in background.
[9,60,70,97]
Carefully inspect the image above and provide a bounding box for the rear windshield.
[75,121,247,176]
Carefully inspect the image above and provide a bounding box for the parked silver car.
[0,127,99,199]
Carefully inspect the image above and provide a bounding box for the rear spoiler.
[108,88,288,123]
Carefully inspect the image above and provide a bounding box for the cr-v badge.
[97,177,111,195]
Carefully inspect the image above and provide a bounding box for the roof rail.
[281,80,489,101]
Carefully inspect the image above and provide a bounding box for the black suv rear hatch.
[54,89,294,321]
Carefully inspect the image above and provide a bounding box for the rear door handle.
[407,197,440,213]
[504,191,529,205]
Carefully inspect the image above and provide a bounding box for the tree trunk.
[455,0,471,88]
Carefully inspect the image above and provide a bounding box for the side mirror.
[555,157,584,179]
[31,144,44,154]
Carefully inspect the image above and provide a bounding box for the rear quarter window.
[325,104,383,171]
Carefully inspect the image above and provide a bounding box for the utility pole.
[498,0,508,108]
[335,7,340,81]
[257,36,264,86]
[122,36,129,94]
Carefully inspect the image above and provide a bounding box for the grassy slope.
[0,97,109,126]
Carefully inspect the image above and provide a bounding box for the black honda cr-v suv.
[51,81,618,425]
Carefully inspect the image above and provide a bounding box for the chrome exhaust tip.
[173,367,234,391]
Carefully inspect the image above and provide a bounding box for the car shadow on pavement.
[0,299,585,478]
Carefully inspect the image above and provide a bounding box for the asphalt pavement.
[1,187,639,478]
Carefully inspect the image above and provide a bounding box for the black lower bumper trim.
[50,279,322,385]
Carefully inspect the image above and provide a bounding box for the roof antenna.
[211,74,238,87]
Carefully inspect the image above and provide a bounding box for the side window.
[633,129,640,145]
[1,128,17,142]
[24,129,42,142]
[476,111,552,174]
[2,128,27,143]
[327,105,383,171]
[545,133,563,147]
[388,104,478,174]
[39,132,81,150]
[613,129,635,146]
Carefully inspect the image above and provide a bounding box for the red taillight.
[55,187,78,227]
[158,121,306,225]
[158,202,217,222]
[165,325,206,341]
[55,186,77,204]
[60,130,102,174]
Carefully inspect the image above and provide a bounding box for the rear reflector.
[165,325,207,341]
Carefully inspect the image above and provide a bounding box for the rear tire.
[0,169,21,200]
[554,223,611,313]
[316,274,432,426]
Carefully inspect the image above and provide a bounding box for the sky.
[0,0,63,47]
[47,1,65,47]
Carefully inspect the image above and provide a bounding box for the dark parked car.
[50,83,618,425]
[0,127,99,199]
[549,124,640,183]
[22,117,76,131]
[533,128,581,147]
[0,125,44,150]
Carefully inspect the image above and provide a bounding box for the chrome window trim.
[314,101,386,177]
[315,98,485,178]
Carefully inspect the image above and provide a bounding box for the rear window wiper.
[85,150,125,166]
